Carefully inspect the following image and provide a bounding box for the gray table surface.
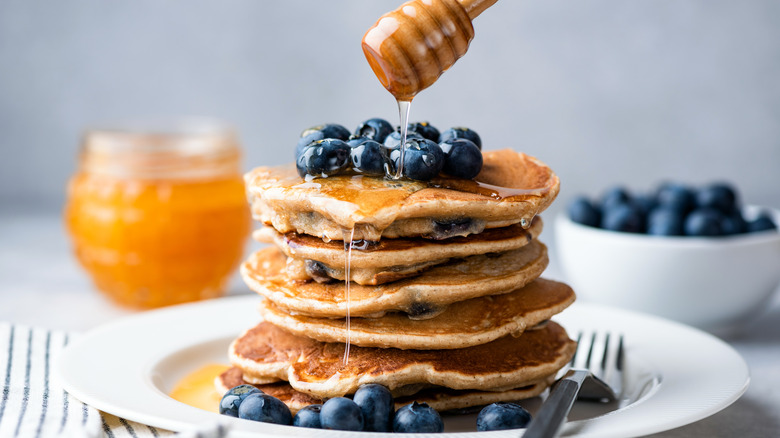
[1,212,779,437]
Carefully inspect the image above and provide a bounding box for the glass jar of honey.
[65,121,251,308]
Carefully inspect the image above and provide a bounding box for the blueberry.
[684,208,724,236]
[696,183,739,214]
[406,122,440,141]
[567,196,602,228]
[389,138,445,181]
[349,138,392,176]
[632,193,658,216]
[600,186,632,211]
[296,138,351,178]
[747,212,778,233]
[476,402,532,431]
[354,118,395,143]
[439,127,482,150]
[439,139,482,179]
[296,124,351,156]
[293,404,322,429]
[383,131,424,149]
[238,393,292,425]
[392,402,443,433]
[601,203,644,233]
[646,207,684,236]
[721,211,748,235]
[320,397,364,431]
[219,384,262,417]
[655,183,695,214]
[354,384,394,432]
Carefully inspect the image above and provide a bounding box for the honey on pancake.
[282,171,549,230]
[169,363,229,412]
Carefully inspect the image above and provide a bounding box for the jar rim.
[84,118,238,154]
[79,118,242,179]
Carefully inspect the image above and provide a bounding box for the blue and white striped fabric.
[0,323,227,438]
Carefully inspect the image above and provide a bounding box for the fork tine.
[570,331,584,366]
[584,332,597,369]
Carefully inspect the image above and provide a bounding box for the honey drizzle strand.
[342,227,356,364]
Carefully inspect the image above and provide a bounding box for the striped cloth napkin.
[0,323,228,438]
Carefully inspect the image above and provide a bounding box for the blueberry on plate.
[219,384,262,417]
[393,402,443,433]
[349,138,392,176]
[296,138,351,178]
[655,182,695,214]
[684,208,724,236]
[746,212,778,233]
[600,186,632,212]
[476,402,532,431]
[354,118,395,143]
[696,182,739,214]
[406,122,440,141]
[646,207,684,236]
[390,138,445,181]
[383,130,424,149]
[353,384,395,432]
[439,127,482,150]
[320,397,364,431]
[237,393,292,425]
[439,139,482,179]
[567,196,602,228]
[601,203,644,233]
[296,124,351,157]
[293,404,323,429]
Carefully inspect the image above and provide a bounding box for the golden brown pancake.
[256,217,543,285]
[241,240,549,318]
[228,321,575,399]
[257,278,575,349]
[216,366,555,414]
[245,150,560,241]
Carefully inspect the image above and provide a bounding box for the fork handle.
[523,370,589,438]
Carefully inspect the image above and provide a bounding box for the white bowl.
[555,206,780,334]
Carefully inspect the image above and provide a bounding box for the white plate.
[56,295,749,437]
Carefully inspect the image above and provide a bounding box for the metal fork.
[523,331,624,438]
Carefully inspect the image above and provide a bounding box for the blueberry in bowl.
[556,181,780,333]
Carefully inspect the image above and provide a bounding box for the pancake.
[217,366,555,414]
[241,240,549,318]
[257,278,575,349]
[257,217,543,285]
[228,321,575,399]
[246,150,560,241]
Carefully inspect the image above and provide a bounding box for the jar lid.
[80,119,242,180]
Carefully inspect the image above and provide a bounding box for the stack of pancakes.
[217,149,578,413]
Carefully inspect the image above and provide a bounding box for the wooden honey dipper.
[362,0,498,101]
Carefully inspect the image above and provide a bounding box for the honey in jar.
[65,122,251,308]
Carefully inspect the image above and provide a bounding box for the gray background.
[1,0,779,215]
